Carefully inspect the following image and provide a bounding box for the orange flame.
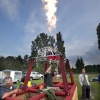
[42,0,58,32]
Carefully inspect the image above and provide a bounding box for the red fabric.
[47,55,60,60]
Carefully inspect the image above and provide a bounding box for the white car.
[24,71,44,80]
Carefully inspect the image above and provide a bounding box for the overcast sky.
[0,0,100,67]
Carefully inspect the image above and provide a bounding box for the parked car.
[89,77,98,82]
[24,71,44,80]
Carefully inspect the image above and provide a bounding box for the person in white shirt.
[79,68,90,100]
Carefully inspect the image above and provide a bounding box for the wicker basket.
[16,92,38,100]
[72,87,78,100]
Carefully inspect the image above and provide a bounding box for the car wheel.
[40,76,43,80]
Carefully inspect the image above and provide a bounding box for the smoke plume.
[42,0,58,32]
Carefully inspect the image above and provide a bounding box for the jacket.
[79,74,90,86]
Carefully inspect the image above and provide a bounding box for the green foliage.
[71,67,76,73]
[75,58,80,71]
[31,33,55,57]
[56,32,65,55]
[97,64,100,72]
[80,57,85,68]
[33,62,44,74]
[0,56,6,70]
[31,41,37,57]
[75,57,84,72]
[85,64,100,73]
[0,55,24,71]
[96,23,100,49]
[85,65,92,72]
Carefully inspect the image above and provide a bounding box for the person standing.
[0,77,18,100]
[44,64,54,88]
[79,69,90,100]
[44,63,57,88]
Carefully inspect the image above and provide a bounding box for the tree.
[75,57,81,71]
[22,54,29,72]
[31,33,55,57]
[97,64,100,72]
[56,32,65,55]
[0,56,6,70]
[80,57,85,68]
[14,55,24,70]
[0,55,24,71]
[85,65,93,72]
[85,64,100,73]
[75,57,84,72]
[96,23,100,49]
[6,56,15,70]
[31,41,37,57]
[5,56,24,70]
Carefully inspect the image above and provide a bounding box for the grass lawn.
[15,74,100,100]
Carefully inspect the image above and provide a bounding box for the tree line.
[0,32,65,73]
[72,57,100,73]
[0,55,24,71]
[0,30,100,73]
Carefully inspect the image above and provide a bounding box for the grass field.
[15,74,100,100]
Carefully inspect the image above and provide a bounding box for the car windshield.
[32,72,35,74]
[23,71,40,75]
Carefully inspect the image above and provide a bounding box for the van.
[2,70,22,83]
